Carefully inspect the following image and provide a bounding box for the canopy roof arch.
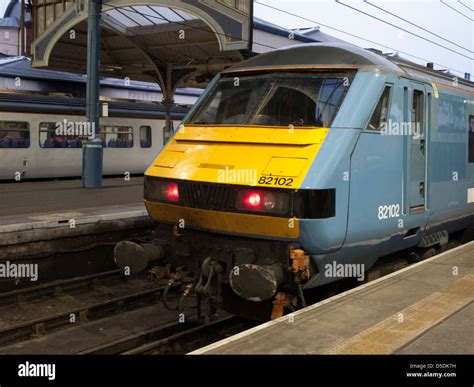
[31,0,253,96]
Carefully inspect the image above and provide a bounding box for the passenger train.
[0,93,188,179]
[140,43,473,320]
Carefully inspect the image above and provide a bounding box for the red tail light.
[244,191,262,208]
[236,189,289,214]
[145,179,181,203]
[166,182,180,202]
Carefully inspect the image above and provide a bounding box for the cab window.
[412,89,424,130]
[189,72,353,128]
[367,86,391,131]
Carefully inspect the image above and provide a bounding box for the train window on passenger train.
[367,86,391,131]
[39,122,86,148]
[0,121,30,148]
[140,126,152,148]
[469,115,474,163]
[189,73,352,127]
[99,125,133,148]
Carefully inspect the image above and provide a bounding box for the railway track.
[0,269,189,348]
[0,269,125,307]
[81,315,254,355]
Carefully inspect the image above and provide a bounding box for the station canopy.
[31,0,254,94]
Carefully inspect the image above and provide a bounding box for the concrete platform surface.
[0,177,144,221]
[192,242,474,355]
[0,177,150,250]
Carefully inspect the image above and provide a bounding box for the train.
[122,42,473,321]
[0,93,188,180]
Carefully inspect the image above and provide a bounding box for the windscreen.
[188,72,353,127]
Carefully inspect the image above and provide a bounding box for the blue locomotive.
[142,43,474,319]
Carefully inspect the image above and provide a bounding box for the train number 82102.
[377,204,400,220]
[258,176,294,187]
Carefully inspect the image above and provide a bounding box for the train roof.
[376,50,474,91]
[223,43,474,92]
[0,56,202,96]
[0,92,188,119]
[224,43,402,73]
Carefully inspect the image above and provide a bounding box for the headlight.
[235,189,289,214]
[145,178,180,203]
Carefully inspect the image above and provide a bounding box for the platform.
[193,242,474,354]
[0,177,151,257]
[0,177,144,221]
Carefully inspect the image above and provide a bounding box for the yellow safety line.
[324,273,474,354]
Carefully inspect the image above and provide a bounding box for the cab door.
[409,82,428,213]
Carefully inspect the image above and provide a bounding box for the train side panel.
[301,72,415,286]
[303,72,474,288]
[427,86,474,234]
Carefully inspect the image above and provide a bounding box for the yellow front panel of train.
[147,125,329,189]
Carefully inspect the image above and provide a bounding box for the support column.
[159,65,197,144]
[162,65,174,144]
[82,0,103,188]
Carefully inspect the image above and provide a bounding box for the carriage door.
[409,82,427,214]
